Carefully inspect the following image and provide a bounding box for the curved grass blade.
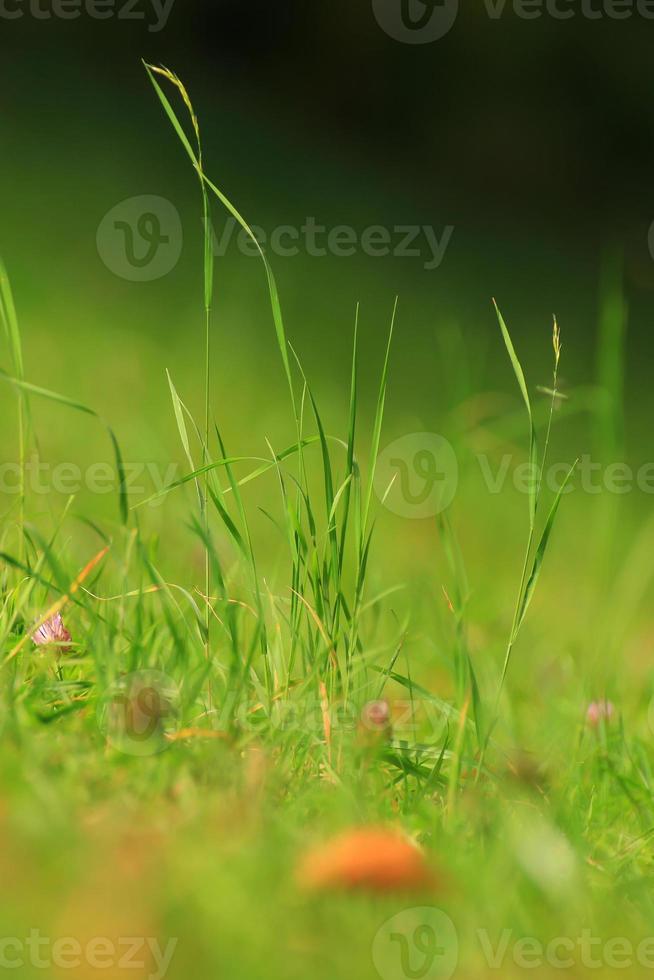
[0,370,127,525]
[516,459,578,633]
[132,437,322,509]
[493,299,538,527]
[361,298,397,539]
[0,258,24,377]
[4,545,110,663]
[144,62,296,416]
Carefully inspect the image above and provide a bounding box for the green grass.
[1,66,654,980]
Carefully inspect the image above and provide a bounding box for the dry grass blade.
[5,545,110,663]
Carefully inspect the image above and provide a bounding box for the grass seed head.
[553,316,562,369]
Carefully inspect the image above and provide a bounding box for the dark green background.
[1,2,652,529]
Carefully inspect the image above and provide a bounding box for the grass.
[0,66,654,979]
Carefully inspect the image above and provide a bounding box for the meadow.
[1,62,654,980]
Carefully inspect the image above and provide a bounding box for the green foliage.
[0,67,651,980]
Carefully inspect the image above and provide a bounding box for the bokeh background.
[3,7,654,979]
[1,2,653,691]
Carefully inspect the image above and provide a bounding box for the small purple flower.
[586,700,615,728]
[361,700,392,731]
[32,612,72,652]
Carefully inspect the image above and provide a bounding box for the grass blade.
[493,299,538,527]
[0,370,127,525]
[517,459,578,631]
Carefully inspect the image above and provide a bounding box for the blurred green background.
[2,2,653,596]
[2,1,653,678]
